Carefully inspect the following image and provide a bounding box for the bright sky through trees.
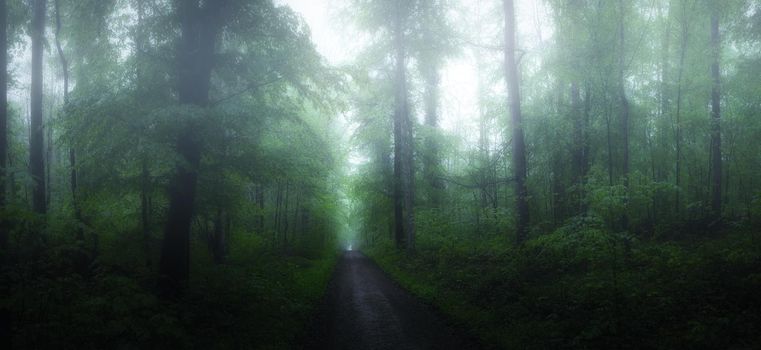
[280,0,551,144]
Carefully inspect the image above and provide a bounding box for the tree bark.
[30,0,47,214]
[674,2,690,218]
[504,0,529,244]
[619,0,630,229]
[0,0,8,249]
[392,0,414,251]
[159,0,224,296]
[709,10,722,218]
[422,62,441,207]
[54,0,83,237]
[571,81,588,214]
[283,179,290,247]
[256,184,264,232]
[211,208,226,264]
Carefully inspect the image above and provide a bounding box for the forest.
[0,0,760,349]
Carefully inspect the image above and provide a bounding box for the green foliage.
[368,226,761,349]
[2,218,339,349]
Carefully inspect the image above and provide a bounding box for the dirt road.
[303,250,482,350]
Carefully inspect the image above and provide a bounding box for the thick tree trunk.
[0,0,8,248]
[709,11,722,218]
[159,0,223,296]
[504,0,529,244]
[0,0,7,330]
[30,0,47,214]
[135,0,152,266]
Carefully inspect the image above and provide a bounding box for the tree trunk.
[606,102,614,187]
[709,10,722,218]
[159,0,223,296]
[0,0,8,249]
[283,179,290,247]
[141,158,150,261]
[422,62,441,207]
[674,3,690,218]
[274,181,282,245]
[211,208,226,264]
[256,184,264,232]
[54,0,84,238]
[392,0,414,251]
[504,0,529,244]
[571,81,587,214]
[30,0,47,214]
[619,1,630,230]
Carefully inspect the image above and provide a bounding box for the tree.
[417,0,449,208]
[391,0,415,251]
[159,0,228,295]
[53,0,81,233]
[503,0,528,243]
[0,0,7,247]
[618,0,630,229]
[30,0,46,214]
[709,6,722,220]
[673,0,694,218]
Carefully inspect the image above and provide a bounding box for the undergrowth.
[1,214,338,350]
[366,223,761,349]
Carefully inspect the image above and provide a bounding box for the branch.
[436,175,514,189]
[210,77,282,106]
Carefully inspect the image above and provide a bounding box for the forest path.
[304,250,482,350]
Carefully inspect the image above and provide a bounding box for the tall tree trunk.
[135,0,152,265]
[709,10,722,218]
[618,0,630,230]
[0,0,7,337]
[0,0,8,249]
[422,62,441,207]
[159,0,223,296]
[30,0,47,214]
[659,1,672,120]
[141,158,150,259]
[581,83,591,212]
[54,0,83,237]
[476,52,490,212]
[571,81,588,214]
[392,0,414,251]
[45,112,51,207]
[504,0,529,244]
[274,181,282,245]
[674,2,691,219]
[283,179,290,247]
[606,102,614,187]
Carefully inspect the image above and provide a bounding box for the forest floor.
[303,250,482,350]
